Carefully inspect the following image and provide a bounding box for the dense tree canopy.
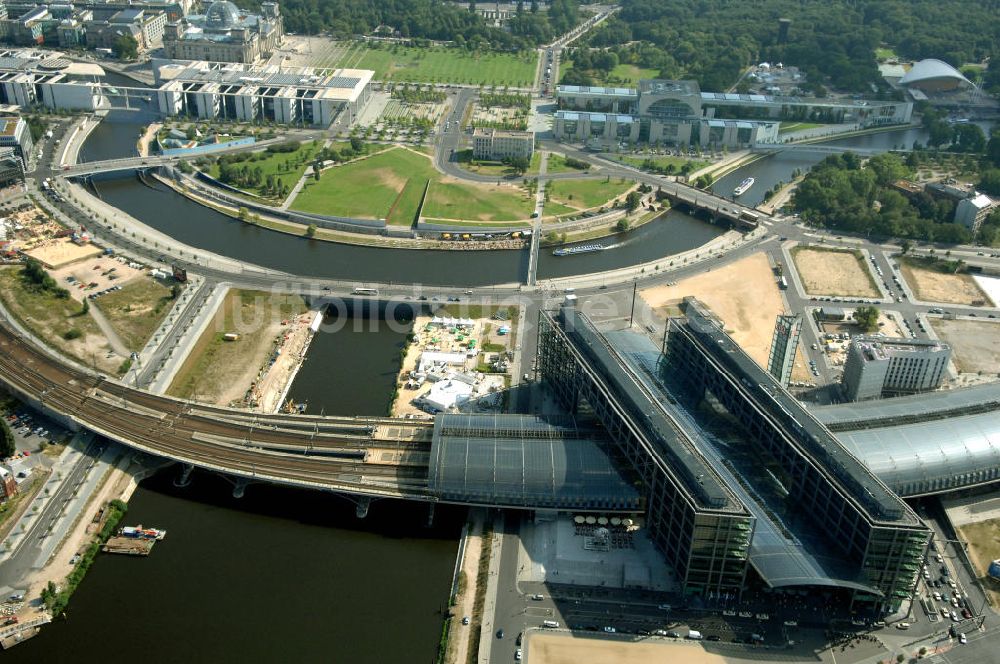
[792,153,973,244]
[243,0,581,50]
[571,0,1000,92]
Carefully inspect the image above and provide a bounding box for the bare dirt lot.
[641,253,811,382]
[955,518,1000,607]
[23,238,102,269]
[929,318,1000,375]
[790,246,878,297]
[167,289,309,407]
[900,260,991,306]
[529,634,730,664]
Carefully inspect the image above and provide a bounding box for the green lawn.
[546,153,592,174]
[559,61,658,87]
[205,143,319,200]
[330,42,537,87]
[778,122,826,135]
[423,181,534,221]
[613,154,709,174]
[454,150,541,177]
[546,178,635,210]
[291,147,535,225]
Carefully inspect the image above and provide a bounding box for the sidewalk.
[478,512,504,664]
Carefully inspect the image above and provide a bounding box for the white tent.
[430,316,476,328]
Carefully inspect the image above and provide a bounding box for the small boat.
[552,244,607,257]
[120,525,167,540]
[733,177,755,196]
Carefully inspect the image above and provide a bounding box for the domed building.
[898,59,974,93]
[164,0,283,64]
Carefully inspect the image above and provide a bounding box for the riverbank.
[154,173,531,252]
[136,122,161,158]
[252,310,320,413]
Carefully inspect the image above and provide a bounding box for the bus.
[352,287,378,296]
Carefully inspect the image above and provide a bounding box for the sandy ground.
[136,122,162,158]
[900,262,991,306]
[955,518,1000,607]
[930,318,1000,375]
[49,255,145,303]
[167,291,309,407]
[790,247,878,298]
[641,253,812,383]
[529,633,731,664]
[23,239,103,270]
[392,314,510,417]
[251,312,316,412]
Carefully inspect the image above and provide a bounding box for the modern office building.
[83,7,167,52]
[0,115,32,169]
[155,60,372,127]
[163,0,282,64]
[841,336,951,402]
[471,127,534,161]
[0,50,105,111]
[0,147,24,185]
[955,193,996,235]
[553,78,911,149]
[767,314,801,386]
[538,302,930,615]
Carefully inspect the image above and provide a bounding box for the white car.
[515,649,522,660]
[959,633,967,644]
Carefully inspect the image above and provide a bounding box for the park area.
[167,289,309,406]
[291,147,535,225]
[640,252,812,383]
[899,257,994,306]
[203,142,320,202]
[790,246,879,297]
[559,61,660,86]
[928,318,1000,375]
[546,177,636,211]
[284,39,538,87]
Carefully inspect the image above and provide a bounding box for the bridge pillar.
[426,503,435,527]
[231,478,250,499]
[173,464,194,488]
[355,496,371,519]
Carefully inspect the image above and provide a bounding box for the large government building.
[554,79,912,149]
[163,0,283,64]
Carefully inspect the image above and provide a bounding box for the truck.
[686,630,703,640]
[777,276,788,290]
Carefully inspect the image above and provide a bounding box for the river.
[4,471,460,664]
[713,122,996,207]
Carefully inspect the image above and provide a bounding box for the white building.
[0,50,105,111]
[841,336,951,402]
[955,193,996,235]
[418,378,473,413]
[471,127,534,161]
[155,60,373,127]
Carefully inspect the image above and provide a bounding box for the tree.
[80,298,89,315]
[896,655,905,664]
[616,218,631,232]
[306,223,317,237]
[0,417,15,459]
[238,206,249,221]
[625,191,642,212]
[112,34,139,60]
[170,284,182,299]
[854,305,880,333]
[350,137,364,153]
[313,163,322,181]
[899,239,912,255]
[507,155,530,174]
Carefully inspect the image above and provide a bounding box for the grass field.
[455,149,541,177]
[291,147,535,225]
[560,61,659,86]
[205,143,319,200]
[546,153,593,175]
[874,47,898,62]
[546,177,634,210]
[423,181,533,221]
[316,42,537,86]
[94,277,174,351]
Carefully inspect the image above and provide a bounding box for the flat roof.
[158,61,372,103]
[557,84,636,98]
[814,382,1000,429]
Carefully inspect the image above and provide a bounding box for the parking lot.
[1,405,72,489]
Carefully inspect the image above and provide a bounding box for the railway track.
[0,323,433,499]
